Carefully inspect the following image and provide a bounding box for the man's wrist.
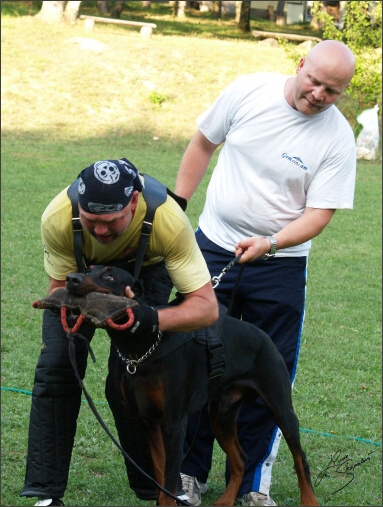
[261,236,277,260]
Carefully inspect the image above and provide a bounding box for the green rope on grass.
[1,385,108,405]
[2,386,32,395]
[299,427,381,447]
[2,386,381,446]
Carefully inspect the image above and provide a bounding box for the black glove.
[105,302,160,359]
[128,303,159,340]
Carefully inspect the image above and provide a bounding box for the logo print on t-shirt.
[282,153,308,171]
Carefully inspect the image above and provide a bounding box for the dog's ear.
[132,279,144,298]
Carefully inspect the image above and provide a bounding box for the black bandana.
[77,158,143,214]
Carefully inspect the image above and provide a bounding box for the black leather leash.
[211,253,244,316]
[65,328,191,506]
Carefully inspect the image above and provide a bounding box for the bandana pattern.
[77,158,143,214]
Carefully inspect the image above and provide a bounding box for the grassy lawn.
[1,3,381,506]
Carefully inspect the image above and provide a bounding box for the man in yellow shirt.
[20,158,218,507]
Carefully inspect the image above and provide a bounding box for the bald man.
[175,41,356,506]
[286,40,355,116]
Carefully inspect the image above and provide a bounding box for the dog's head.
[65,265,144,298]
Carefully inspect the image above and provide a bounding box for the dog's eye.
[103,274,115,281]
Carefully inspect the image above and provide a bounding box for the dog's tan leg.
[147,425,178,506]
[273,408,318,506]
[290,451,319,506]
[141,383,179,506]
[212,438,245,506]
[209,399,245,506]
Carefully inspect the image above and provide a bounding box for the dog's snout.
[66,273,85,287]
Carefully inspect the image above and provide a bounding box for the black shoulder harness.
[67,180,86,273]
[67,174,177,281]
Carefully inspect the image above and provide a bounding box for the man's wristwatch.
[261,236,277,260]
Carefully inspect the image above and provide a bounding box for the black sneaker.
[34,499,65,506]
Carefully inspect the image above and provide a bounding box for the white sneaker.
[180,473,208,506]
[34,500,64,507]
[237,491,277,506]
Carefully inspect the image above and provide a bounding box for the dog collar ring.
[116,331,163,374]
[125,360,138,374]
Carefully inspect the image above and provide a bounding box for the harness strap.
[194,304,227,383]
[67,179,86,273]
[206,255,244,382]
[133,174,167,282]
[207,336,226,380]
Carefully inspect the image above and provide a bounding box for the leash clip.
[211,253,243,289]
[211,273,223,289]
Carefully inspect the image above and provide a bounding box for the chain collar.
[116,331,163,374]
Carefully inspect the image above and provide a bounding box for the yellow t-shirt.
[42,181,211,294]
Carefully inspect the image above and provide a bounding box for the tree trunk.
[238,1,251,32]
[235,1,241,22]
[35,1,67,23]
[172,0,187,17]
[97,1,109,14]
[338,0,347,29]
[112,1,125,18]
[369,1,378,27]
[216,0,222,19]
[310,1,326,30]
[275,0,286,26]
[177,0,187,17]
[64,1,82,24]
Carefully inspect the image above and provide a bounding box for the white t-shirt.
[197,73,356,256]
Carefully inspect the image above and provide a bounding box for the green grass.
[1,4,382,507]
